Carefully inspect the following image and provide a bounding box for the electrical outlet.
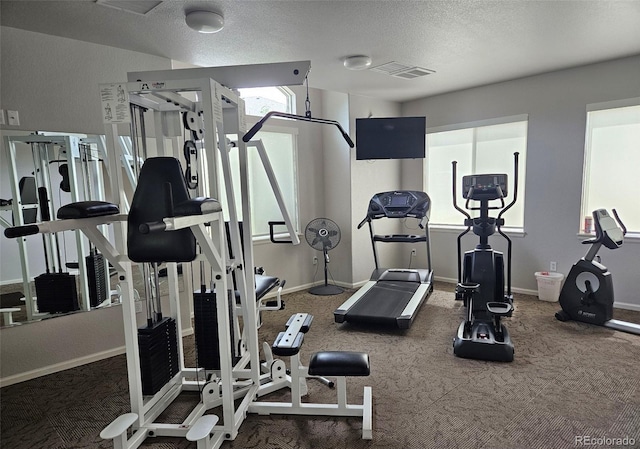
[550,261,557,272]
[7,110,20,126]
[313,256,318,265]
[411,248,416,256]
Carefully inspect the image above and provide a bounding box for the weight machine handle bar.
[4,224,40,238]
[138,221,167,234]
[268,221,294,244]
[242,111,354,148]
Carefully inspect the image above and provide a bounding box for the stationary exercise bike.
[451,152,519,362]
[555,209,640,335]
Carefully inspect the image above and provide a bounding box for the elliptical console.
[451,152,519,362]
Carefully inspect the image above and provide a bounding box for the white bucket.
[534,271,565,302]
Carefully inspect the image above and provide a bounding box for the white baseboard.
[613,301,640,312]
[256,276,640,313]
[0,325,194,388]
[0,278,26,287]
[434,275,541,297]
[0,346,126,388]
[434,275,639,311]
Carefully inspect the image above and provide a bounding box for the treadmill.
[334,190,434,329]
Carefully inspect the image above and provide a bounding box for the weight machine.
[6,65,372,448]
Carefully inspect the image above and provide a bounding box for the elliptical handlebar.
[451,161,471,221]
[497,152,519,224]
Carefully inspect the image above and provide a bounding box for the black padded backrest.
[128,157,196,263]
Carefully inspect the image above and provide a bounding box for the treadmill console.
[367,191,431,219]
[462,174,508,201]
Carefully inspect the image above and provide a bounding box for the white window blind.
[426,117,528,228]
[220,129,299,238]
[582,100,640,234]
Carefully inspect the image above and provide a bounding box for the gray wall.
[402,55,640,309]
[0,27,172,135]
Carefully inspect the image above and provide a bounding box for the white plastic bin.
[534,271,565,302]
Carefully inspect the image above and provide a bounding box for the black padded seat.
[233,274,280,303]
[255,274,280,300]
[308,351,370,377]
[57,201,120,219]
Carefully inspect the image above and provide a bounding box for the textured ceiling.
[2,0,640,101]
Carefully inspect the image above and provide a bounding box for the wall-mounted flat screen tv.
[356,116,426,160]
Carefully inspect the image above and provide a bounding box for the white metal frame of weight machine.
[94,70,370,449]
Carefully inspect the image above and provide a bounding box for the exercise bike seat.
[486,301,512,316]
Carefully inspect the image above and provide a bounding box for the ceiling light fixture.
[185,10,224,33]
[343,55,372,71]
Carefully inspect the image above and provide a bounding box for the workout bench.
[251,312,373,439]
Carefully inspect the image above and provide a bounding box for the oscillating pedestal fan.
[305,218,344,296]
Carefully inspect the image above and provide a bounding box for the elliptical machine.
[555,209,640,335]
[451,152,519,362]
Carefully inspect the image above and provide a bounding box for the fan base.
[309,284,344,296]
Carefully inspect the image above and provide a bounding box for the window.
[220,127,299,238]
[214,87,299,239]
[582,99,640,235]
[238,86,294,116]
[425,116,528,229]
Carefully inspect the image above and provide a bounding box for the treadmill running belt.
[345,281,420,325]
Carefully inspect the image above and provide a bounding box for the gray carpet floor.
[2,282,640,449]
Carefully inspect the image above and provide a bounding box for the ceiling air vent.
[95,1,162,15]
[370,61,435,79]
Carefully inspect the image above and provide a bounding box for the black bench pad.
[308,351,370,377]
[233,274,281,304]
[174,197,221,216]
[255,274,280,300]
[57,201,119,219]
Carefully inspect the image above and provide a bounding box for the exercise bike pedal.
[486,302,512,317]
